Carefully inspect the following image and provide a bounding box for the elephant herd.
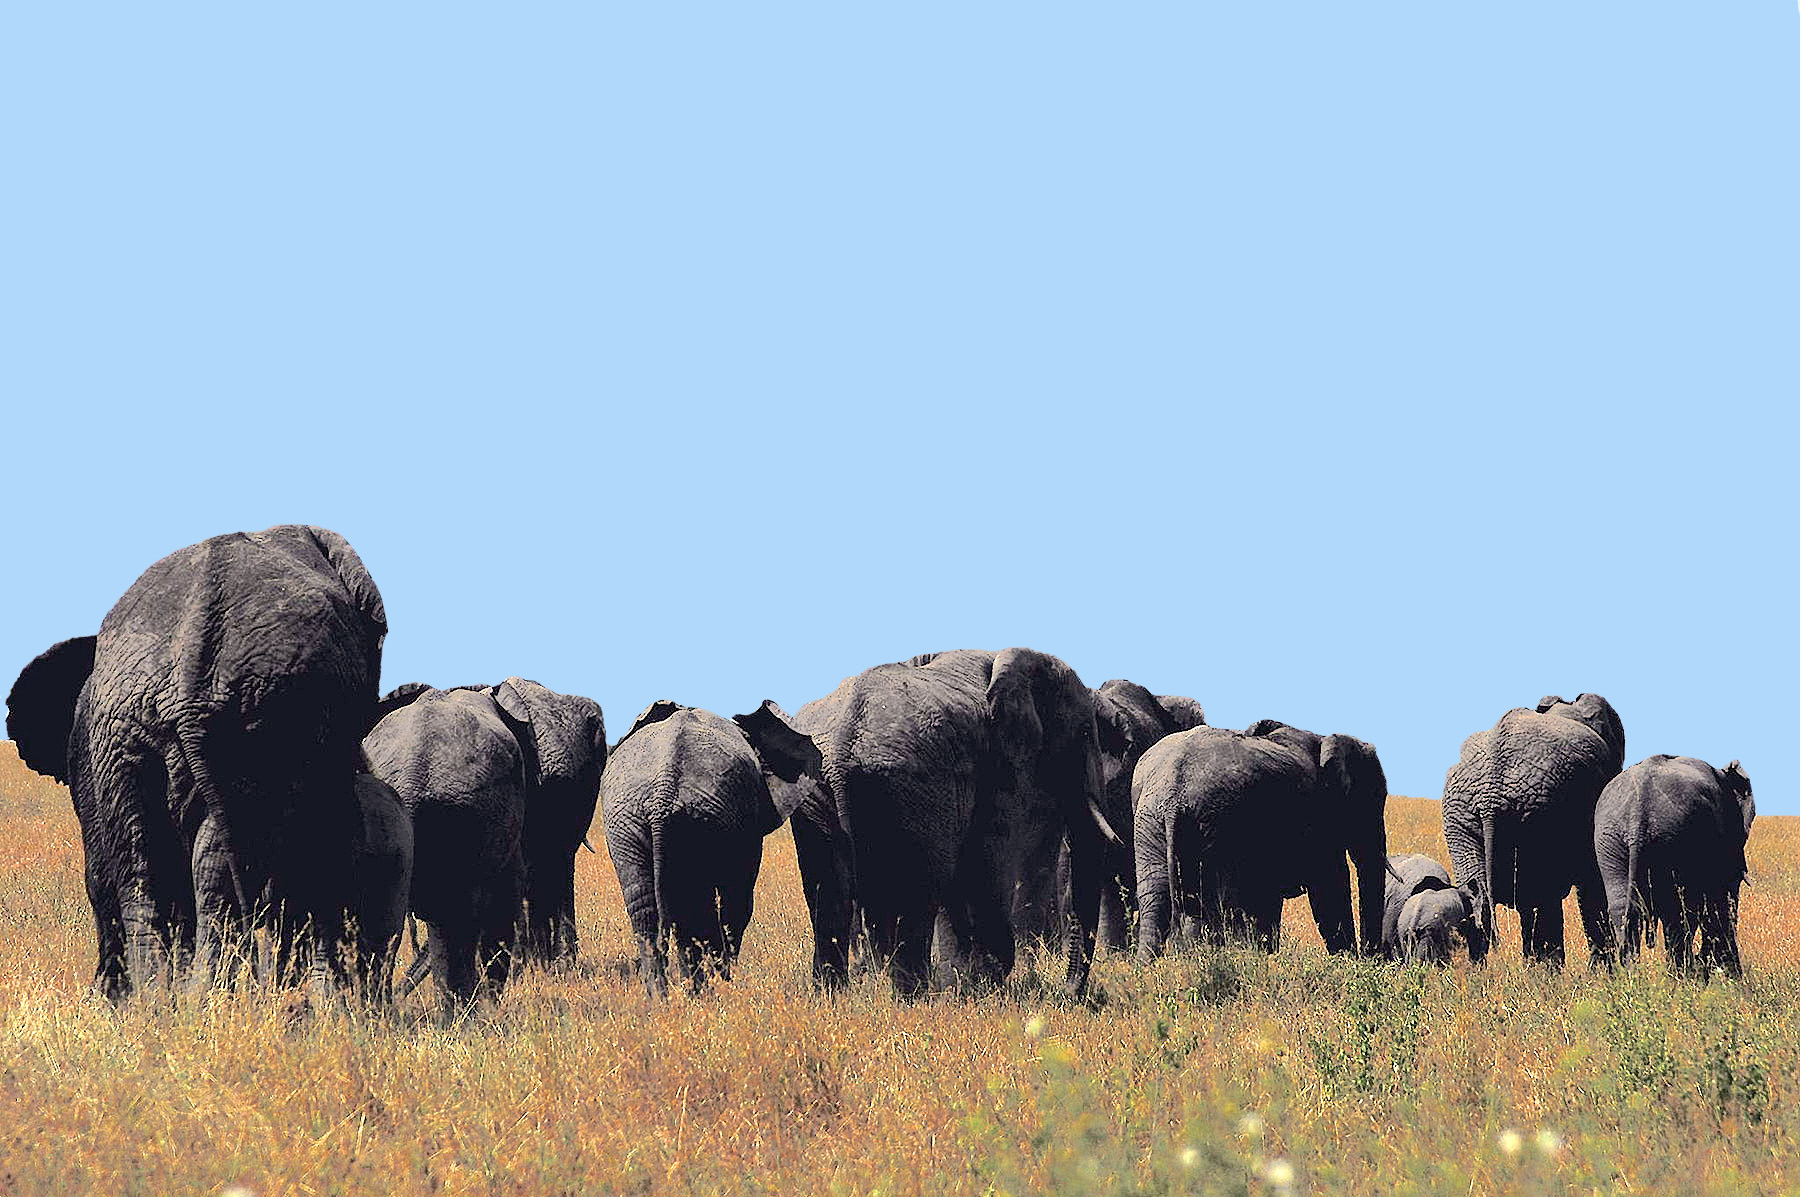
[3,526,1759,1013]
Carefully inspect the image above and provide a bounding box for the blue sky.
[4,6,1794,811]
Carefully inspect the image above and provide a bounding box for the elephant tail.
[1630,835,1654,949]
[1480,811,1499,951]
[609,783,668,953]
[1134,807,1176,963]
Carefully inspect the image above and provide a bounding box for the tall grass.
[1,743,1795,1195]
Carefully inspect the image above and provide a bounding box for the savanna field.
[2,745,1797,1196]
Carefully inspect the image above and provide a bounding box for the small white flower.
[1497,1128,1523,1156]
[1535,1128,1564,1156]
[1179,1146,1200,1170]
[1237,1112,1265,1138]
[1024,1014,1046,1038]
[1264,1158,1296,1186]
[221,1189,257,1197]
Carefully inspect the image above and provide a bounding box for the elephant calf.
[1595,755,1754,976]
[364,678,606,1013]
[1380,853,1481,965]
[602,700,825,997]
[191,773,413,1000]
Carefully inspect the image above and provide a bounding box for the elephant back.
[604,707,765,833]
[364,688,524,813]
[95,526,386,746]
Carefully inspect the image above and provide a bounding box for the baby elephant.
[1381,853,1482,965]
[602,700,827,996]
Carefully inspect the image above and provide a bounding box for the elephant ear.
[987,653,1047,769]
[1090,686,1139,760]
[6,636,97,783]
[493,677,608,792]
[618,700,687,747]
[735,700,825,833]
[372,682,435,730]
[1410,874,1452,898]
[301,526,389,640]
[1724,760,1755,839]
[1155,694,1206,731]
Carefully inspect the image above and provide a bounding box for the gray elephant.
[1134,720,1390,960]
[1594,755,1754,976]
[1009,680,1205,952]
[602,699,825,997]
[5,526,390,1001]
[364,678,605,1009]
[191,773,413,1000]
[1441,693,1625,967]
[790,647,1113,998]
[1380,853,1481,965]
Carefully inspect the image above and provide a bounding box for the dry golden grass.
[2,744,1797,1195]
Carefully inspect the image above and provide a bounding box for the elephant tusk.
[582,836,598,855]
[1087,798,1121,845]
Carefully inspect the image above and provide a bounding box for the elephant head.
[1536,693,1627,777]
[1397,875,1479,965]
[1318,733,1391,955]
[1721,759,1755,881]
[986,647,1111,994]
[1083,680,1204,946]
[1246,721,1389,954]
[483,677,607,964]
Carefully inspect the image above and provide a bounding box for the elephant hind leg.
[789,806,852,991]
[716,845,763,982]
[425,918,480,1017]
[664,883,723,996]
[1698,889,1742,977]
[1520,901,1566,967]
[635,932,670,999]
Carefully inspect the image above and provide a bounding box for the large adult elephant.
[5,526,392,1001]
[364,678,605,1008]
[1009,680,1205,952]
[1594,755,1754,976]
[1440,693,1625,966]
[789,648,1112,998]
[602,699,825,997]
[1134,720,1390,960]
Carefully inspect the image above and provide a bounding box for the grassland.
[2,743,1798,1196]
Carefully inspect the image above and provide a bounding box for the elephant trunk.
[1355,839,1387,957]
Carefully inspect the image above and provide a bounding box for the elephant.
[1008,680,1205,953]
[789,647,1113,998]
[1134,720,1390,960]
[191,772,413,1000]
[1441,693,1626,967]
[1594,755,1754,976]
[601,699,826,997]
[1380,853,1481,965]
[363,678,605,1009]
[4,526,390,1001]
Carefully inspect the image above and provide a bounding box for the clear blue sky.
[4,7,1794,811]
